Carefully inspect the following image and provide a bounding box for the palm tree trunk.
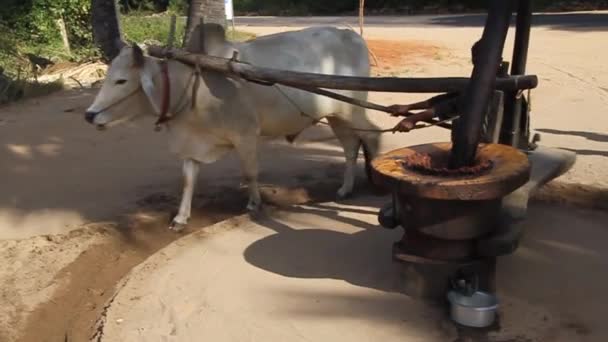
[91,0,123,62]
[184,0,226,44]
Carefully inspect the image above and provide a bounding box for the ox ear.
[132,43,145,68]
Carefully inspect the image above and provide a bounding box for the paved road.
[234,12,608,31]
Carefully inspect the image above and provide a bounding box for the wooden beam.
[147,45,538,93]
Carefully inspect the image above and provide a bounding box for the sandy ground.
[1,14,607,341]
[93,199,608,342]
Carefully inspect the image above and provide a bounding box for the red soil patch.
[366,39,442,73]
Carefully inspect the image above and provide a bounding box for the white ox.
[85,25,381,231]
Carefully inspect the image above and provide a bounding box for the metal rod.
[511,0,532,76]
[500,0,533,148]
[450,1,514,168]
[147,46,538,93]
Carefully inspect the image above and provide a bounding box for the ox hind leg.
[327,112,382,199]
[327,116,362,199]
[356,122,381,184]
[170,158,200,232]
[344,105,382,184]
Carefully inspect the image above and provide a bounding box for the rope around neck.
[154,62,198,130]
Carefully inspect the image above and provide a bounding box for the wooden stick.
[167,15,177,49]
[359,0,365,36]
[56,17,71,55]
[147,45,539,94]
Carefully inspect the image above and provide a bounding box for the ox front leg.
[170,158,200,232]
[235,139,262,213]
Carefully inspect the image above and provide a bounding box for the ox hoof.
[336,188,353,200]
[246,200,262,213]
[169,220,187,232]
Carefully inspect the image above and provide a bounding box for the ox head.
[85,40,156,130]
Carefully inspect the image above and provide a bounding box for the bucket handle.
[450,269,479,296]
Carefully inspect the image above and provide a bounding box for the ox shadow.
[243,198,405,294]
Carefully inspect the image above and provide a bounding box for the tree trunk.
[184,0,226,44]
[91,0,123,62]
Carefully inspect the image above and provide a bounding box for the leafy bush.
[168,0,189,15]
[0,0,94,51]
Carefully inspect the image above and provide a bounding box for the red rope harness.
[155,61,172,128]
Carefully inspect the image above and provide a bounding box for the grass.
[121,13,255,45]
[0,23,68,104]
[121,14,188,46]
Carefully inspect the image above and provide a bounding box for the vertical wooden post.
[359,0,365,36]
[56,17,71,55]
[450,1,513,168]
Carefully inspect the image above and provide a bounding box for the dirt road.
[1,12,607,341]
[235,11,608,30]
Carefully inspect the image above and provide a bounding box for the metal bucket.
[447,290,498,328]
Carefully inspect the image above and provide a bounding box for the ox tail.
[339,22,358,34]
[360,137,387,195]
[361,140,374,184]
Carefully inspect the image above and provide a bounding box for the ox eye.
[115,79,127,85]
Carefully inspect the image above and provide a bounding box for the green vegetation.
[121,14,254,47]
[0,0,253,104]
[121,14,188,46]
[167,0,189,15]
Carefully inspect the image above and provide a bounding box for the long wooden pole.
[147,45,538,94]
[451,1,513,167]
